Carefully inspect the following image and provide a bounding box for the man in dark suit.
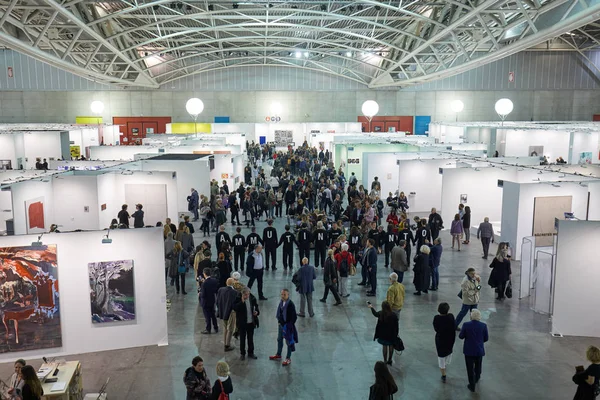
[216,278,241,352]
[459,309,489,393]
[215,225,231,253]
[363,238,379,297]
[262,219,278,271]
[199,267,219,334]
[233,287,260,360]
[269,288,298,367]
[297,257,316,318]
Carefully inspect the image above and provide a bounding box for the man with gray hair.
[247,244,267,301]
[386,272,405,320]
[296,257,316,317]
[459,308,489,392]
[233,287,259,360]
[477,217,495,259]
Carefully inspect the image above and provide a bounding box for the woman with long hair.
[368,301,399,366]
[168,242,190,295]
[216,252,232,288]
[488,243,512,300]
[450,213,464,251]
[20,365,43,400]
[368,361,398,400]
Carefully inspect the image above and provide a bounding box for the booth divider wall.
[588,182,600,220]
[0,228,168,362]
[53,175,100,232]
[552,220,600,337]
[10,179,55,235]
[396,159,451,214]
[90,145,160,161]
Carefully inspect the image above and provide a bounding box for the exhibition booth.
[0,228,168,362]
[552,219,600,337]
[3,170,178,234]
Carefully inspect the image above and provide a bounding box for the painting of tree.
[88,260,135,323]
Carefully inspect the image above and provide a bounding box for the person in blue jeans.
[455,268,481,330]
[269,289,298,367]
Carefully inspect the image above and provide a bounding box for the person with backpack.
[320,249,342,306]
[335,243,354,298]
[210,361,233,400]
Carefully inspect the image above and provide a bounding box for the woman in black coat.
[216,253,232,288]
[488,244,512,300]
[462,206,471,244]
[368,301,399,365]
[413,245,431,296]
[433,302,456,383]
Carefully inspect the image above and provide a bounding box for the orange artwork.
[28,201,44,230]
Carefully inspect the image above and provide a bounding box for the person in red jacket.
[335,243,355,298]
[386,210,399,233]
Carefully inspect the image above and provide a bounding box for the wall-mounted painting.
[528,146,544,157]
[460,194,468,204]
[0,245,61,353]
[88,260,135,324]
[579,152,593,164]
[25,197,45,234]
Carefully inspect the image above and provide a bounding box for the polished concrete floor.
[0,216,596,400]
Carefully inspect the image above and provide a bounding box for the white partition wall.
[90,145,160,161]
[570,131,600,164]
[10,179,55,235]
[500,181,589,260]
[397,159,451,214]
[588,182,600,220]
[552,220,600,337]
[501,129,570,161]
[52,175,100,232]
[0,228,168,362]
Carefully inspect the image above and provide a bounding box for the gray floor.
[0,216,595,400]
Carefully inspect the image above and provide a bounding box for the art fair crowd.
[159,141,600,400]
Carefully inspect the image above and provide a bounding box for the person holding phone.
[368,301,399,366]
[573,345,600,400]
[455,268,481,330]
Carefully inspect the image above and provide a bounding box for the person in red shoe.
[269,288,298,366]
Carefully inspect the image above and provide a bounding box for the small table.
[41,361,81,400]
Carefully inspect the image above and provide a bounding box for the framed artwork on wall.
[88,260,136,324]
[533,196,572,247]
[460,194,468,204]
[0,245,61,353]
[25,197,45,234]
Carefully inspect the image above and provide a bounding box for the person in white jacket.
[455,268,481,330]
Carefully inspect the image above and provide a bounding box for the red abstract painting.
[28,201,44,230]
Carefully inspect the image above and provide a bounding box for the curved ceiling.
[0,0,599,89]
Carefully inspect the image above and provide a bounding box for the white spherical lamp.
[90,100,104,114]
[450,100,464,113]
[270,102,283,116]
[361,100,379,118]
[186,98,204,118]
[495,98,513,119]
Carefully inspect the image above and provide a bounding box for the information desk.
[40,361,81,400]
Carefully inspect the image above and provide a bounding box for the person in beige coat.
[455,268,481,330]
[390,240,409,283]
[386,273,405,320]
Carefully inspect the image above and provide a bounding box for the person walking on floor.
[462,206,471,244]
[296,257,316,317]
[233,287,260,360]
[429,238,443,291]
[455,268,481,330]
[184,356,211,400]
[390,240,409,284]
[488,244,512,300]
[199,267,219,334]
[210,361,233,400]
[335,243,354,298]
[167,242,190,295]
[216,277,240,352]
[450,214,464,251]
[572,345,600,400]
[368,301,399,366]
[428,208,444,241]
[188,188,200,221]
[320,249,342,306]
[313,221,329,269]
[477,217,495,259]
[232,227,246,272]
[413,245,430,296]
[362,238,379,297]
[386,272,405,321]
[459,309,489,393]
[246,245,268,301]
[368,361,398,400]
[262,219,278,271]
[270,288,298,367]
[279,225,298,271]
[433,302,456,383]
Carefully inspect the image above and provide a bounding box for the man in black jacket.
[398,225,414,261]
[246,227,263,251]
[284,185,296,215]
[384,225,397,269]
[278,225,297,270]
[313,221,329,269]
[415,219,431,255]
[297,223,312,261]
[262,219,278,271]
[216,278,240,352]
[428,208,444,241]
[232,227,246,272]
[233,287,260,360]
[199,267,219,334]
[215,225,231,253]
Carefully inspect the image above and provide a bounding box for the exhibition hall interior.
[0,0,600,399]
